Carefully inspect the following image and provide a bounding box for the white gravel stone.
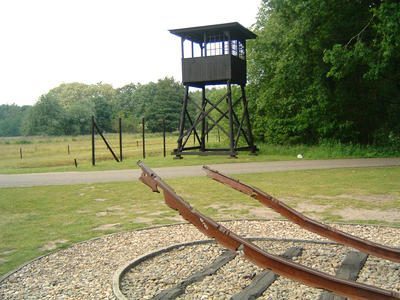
[0,220,399,299]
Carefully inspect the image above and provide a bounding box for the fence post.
[119,117,123,162]
[206,121,209,143]
[91,116,95,166]
[93,121,120,162]
[142,117,146,159]
[20,147,22,159]
[68,144,70,155]
[163,119,166,158]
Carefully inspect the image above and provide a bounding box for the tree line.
[0,77,186,137]
[247,0,399,146]
[1,1,399,147]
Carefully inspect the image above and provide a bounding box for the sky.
[0,0,261,106]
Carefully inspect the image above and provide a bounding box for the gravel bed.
[179,248,261,299]
[358,256,400,293]
[0,220,399,299]
[259,243,348,300]
[121,244,225,299]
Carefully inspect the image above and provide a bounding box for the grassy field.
[1,166,399,277]
[1,133,399,174]
[0,133,179,173]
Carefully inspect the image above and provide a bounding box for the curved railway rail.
[137,162,400,300]
[203,166,400,263]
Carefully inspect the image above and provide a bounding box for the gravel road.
[1,158,400,187]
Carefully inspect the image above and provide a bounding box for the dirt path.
[0,158,399,188]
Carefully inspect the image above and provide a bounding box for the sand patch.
[206,203,269,219]
[147,211,166,216]
[96,212,108,217]
[132,217,153,223]
[206,203,281,219]
[93,223,121,231]
[39,239,69,251]
[206,203,253,211]
[0,258,8,265]
[165,215,185,222]
[206,203,229,210]
[249,207,280,219]
[312,194,397,202]
[106,206,123,211]
[1,249,16,256]
[337,208,400,222]
[280,196,306,202]
[81,186,95,190]
[296,203,330,213]
[104,206,126,216]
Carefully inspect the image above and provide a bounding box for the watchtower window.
[205,34,224,56]
[231,40,245,59]
[172,22,255,61]
[183,39,203,58]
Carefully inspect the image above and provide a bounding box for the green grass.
[1,166,399,277]
[1,134,399,174]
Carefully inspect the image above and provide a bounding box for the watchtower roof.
[169,22,256,43]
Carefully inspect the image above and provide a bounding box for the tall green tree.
[23,82,118,135]
[323,1,400,145]
[144,77,185,132]
[115,78,184,133]
[0,104,31,137]
[113,83,140,132]
[248,0,400,145]
[22,95,66,136]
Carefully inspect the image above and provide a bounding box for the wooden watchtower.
[170,22,257,157]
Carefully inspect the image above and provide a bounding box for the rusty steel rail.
[203,166,400,263]
[137,162,399,300]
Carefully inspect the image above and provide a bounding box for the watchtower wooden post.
[170,22,258,157]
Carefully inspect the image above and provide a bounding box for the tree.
[116,78,184,133]
[23,82,118,135]
[144,77,185,132]
[14,78,193,136]
[22,95,66,135]
[323,1,400,145]
[113,84,139,132]
[46,82,117,133]
[248,0,400,145]
[91,83,116,132]
[0,104,31,137]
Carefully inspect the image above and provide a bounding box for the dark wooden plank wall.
[182,54,246,85]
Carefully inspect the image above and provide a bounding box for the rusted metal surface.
[203,166,400,263]
[137,162,400,300]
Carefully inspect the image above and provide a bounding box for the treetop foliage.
[2,77,184,137]
[0,79,216,138]
[0,104,30,137]
[248,0,400,145]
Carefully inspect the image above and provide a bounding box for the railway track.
[137,162,400,300]
[117,238,398,299]
[203,166,400,263]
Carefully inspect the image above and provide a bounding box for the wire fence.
[0,129,224,170]
[0,133,167,169]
